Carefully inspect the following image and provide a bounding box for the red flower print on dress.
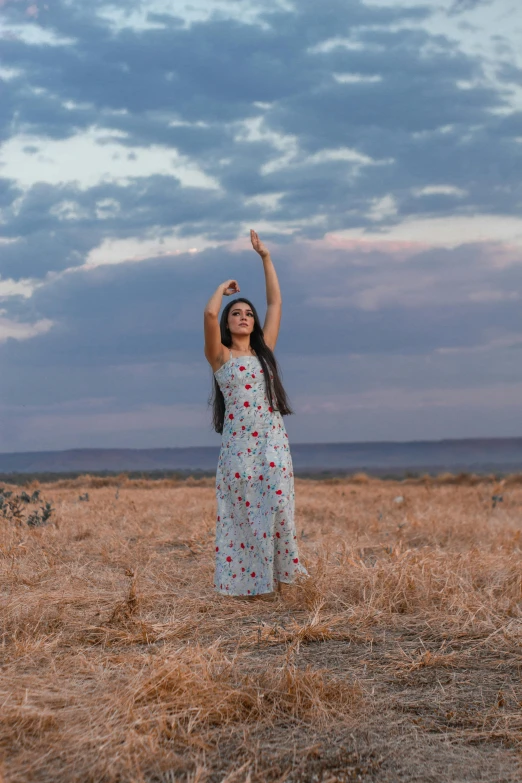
[259,475,263,481]
[239,366,246,371]
[240,543,245,549]
[216,547,219,552]
[270,462,275,467]
[276,490,282,495]
[293,558,299,563]
[235,472,240,478]
[244,401,250,407]
[251,572,256,577]
[275,532,280,538]
[229,414,234,420]
[226,556,232,562]
[263,532,267,538]
[232,574,236,578]
[268,406,273,412]
[246,501,250,507]
[252,431,258,437]
[245,384,252,389]
[241,567,245,572]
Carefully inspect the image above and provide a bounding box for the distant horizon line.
[2,434,522,457]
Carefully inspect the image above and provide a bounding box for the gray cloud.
[449,1,494,12]
[1,0,521,449]
[1,239,520,450]
[2,240,520,370]
[1,0,520,262]
[0,175,262,278]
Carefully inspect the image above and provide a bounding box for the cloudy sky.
[0,0,521,452]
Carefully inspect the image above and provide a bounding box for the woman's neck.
[230,340,253,355]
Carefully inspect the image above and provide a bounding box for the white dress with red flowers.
[213,353,306,596]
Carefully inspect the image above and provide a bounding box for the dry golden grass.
[1,475,522,782]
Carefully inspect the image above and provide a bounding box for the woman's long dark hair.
[210,297,293,434]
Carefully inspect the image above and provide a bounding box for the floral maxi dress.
[214,352,306,596]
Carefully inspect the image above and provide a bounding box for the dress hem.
[214,576,305,597]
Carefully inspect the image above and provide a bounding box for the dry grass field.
[1,474,522,783]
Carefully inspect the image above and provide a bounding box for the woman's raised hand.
[222,279,240,296]
[250,229,270,259]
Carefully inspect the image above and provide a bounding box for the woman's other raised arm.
[250,229,282,351]
[204,279,239,368]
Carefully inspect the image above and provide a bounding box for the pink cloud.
[226,233,430,261]
[0,0,42,14]
[321,234,430,259]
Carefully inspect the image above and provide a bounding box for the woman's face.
[228,302,255,335]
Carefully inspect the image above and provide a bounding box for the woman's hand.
[222,279,240,296]
[250,229,270,259]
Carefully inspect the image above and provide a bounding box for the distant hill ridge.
[0,437,521,475]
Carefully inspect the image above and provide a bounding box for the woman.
[204,229,307,597]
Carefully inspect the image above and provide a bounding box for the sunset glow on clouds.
[0,0,521,450]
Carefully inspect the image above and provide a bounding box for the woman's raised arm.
[204,279,240,368]
[250,229,282,351]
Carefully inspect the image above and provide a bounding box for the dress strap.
[229,348,233,361]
